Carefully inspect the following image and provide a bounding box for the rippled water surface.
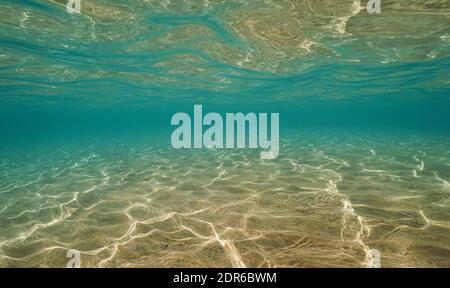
[0,0,449,267]
[1,0,449,105]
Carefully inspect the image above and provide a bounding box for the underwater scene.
[0,0,449,268]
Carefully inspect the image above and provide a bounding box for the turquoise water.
[0,0,449,267]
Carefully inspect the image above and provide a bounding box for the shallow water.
[0,133,449,267]
[0,0,449,267]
